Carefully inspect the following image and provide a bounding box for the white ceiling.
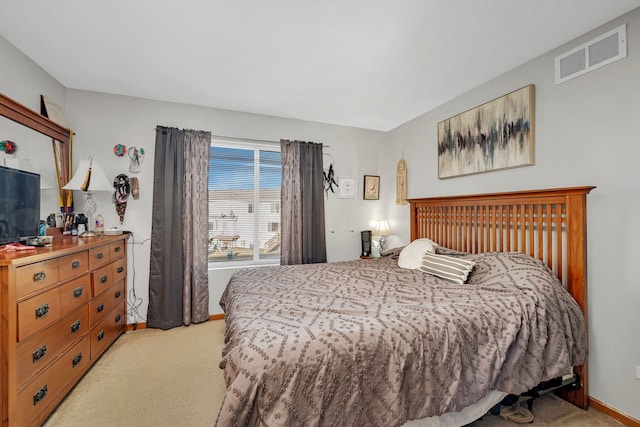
[1,1,638,131]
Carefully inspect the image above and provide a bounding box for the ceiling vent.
[555,24,626,84]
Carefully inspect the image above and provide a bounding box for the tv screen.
[0,165,41,245]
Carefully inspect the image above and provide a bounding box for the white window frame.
[208,137,281,269]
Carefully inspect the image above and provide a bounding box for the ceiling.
[1,1,638,131]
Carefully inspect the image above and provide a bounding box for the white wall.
[383,8,640,421]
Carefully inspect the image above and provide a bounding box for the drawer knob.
[72,353,83,367]
[115,246,121,252]
[35,303,50,319]
[33,271,46,282]
[97,252,105,259]
[33,384,48,405]
[71,260,81,269]
[71,320,81,333]
[117,266,124,274]
[97,303,105,313]
[73,287,84,298]
[32,345,47,362]
[115,290,122,299]
[97,330,105,341]
[115,314,122,323]
[101,275,108,283]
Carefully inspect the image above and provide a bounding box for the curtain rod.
[155,128,328,147]
[210,133,329,148]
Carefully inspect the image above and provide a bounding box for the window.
[208,139,281,265]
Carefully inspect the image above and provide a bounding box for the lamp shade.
[63,158,113,192]
[373,219,391,237]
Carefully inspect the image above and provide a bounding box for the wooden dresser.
[1,235,128,426]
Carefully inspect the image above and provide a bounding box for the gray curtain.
[280,139,327,265]
[147,126,210,329]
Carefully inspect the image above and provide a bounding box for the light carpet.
[43,320,622,427]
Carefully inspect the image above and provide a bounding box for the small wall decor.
[363,175,380,200]
[337,176,356,199]
[396,158,407,205]
[113,174,131,224]
[323,163,338,196]
[130,176,140,200]
[438,84,535,179]
[113,144,127,157]
[0,140,17,154]
[128,147,145,173]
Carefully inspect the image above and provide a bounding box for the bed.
[217,186,594,426]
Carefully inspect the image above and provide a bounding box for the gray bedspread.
[217,252,587,426]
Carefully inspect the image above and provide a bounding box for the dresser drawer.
[91,264,114,297]
[90,280,125,326]
[88,244,110,270]
[59,251,89,281]
[16,259,60,299]
[16,305,89,387]
[110,240,125,260]
[61,275,91,315]
[17,287,62,342]
[17,336,90,427]
[91,305,125,360]
[112,257,127,283]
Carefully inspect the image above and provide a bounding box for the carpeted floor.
[43,320,622,427]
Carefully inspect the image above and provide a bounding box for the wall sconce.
[373,219,392,252]
[63,156,112,237]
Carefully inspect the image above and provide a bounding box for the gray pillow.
[418,252,476,284]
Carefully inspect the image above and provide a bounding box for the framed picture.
[437,84,535,178]
[40,95,66,127]
[363,175,379,200]
[337,176,357,199]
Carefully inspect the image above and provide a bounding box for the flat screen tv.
[0,165,41,245]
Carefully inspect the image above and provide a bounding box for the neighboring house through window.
[208,138,281,265]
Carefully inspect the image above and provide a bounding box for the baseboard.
[590,397,640,427]
[126,314,225,331]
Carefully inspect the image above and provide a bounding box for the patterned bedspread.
[216,252,587,426]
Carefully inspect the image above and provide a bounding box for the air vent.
[555,24,626,84]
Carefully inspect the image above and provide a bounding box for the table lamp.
[373,219,392,252]
[63,156,112,237]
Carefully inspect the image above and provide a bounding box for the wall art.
[363,175,379,200]
[438,84,535,179]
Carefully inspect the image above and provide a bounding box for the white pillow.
[398,238,438,269]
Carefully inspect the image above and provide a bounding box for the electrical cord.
[125,231,147,326]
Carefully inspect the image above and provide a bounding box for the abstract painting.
[438,85,535,179]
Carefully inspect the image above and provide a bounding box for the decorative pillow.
[418,252,476,284]
[398,238,438,269]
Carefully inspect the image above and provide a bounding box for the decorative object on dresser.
[1,235,128,427]
[438,84,535,179]
[62,156,114,237]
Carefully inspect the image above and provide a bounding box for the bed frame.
[408,186,595,410]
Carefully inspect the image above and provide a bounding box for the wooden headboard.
[408,186,595,409]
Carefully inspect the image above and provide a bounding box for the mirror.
[0,92,71,219]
